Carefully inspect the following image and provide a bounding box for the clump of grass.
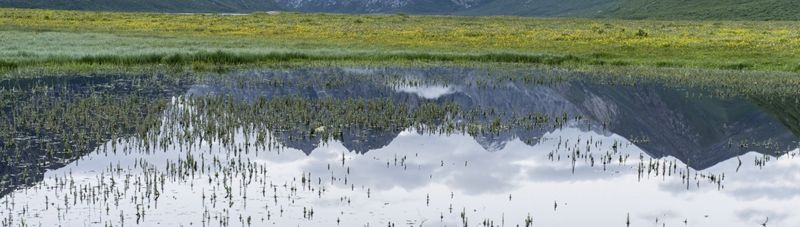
[76,54,164,65]
[635,29,648,37]
[722,62,754,70]
[0,60,17,70]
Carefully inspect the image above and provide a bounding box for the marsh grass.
[0,60,16,70]
[24,51,587,68]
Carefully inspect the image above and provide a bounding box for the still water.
[1,67,798,226]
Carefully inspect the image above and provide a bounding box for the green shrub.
[0,60,17,70]
[635,29,648,37]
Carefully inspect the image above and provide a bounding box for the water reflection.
[0,67,798,226]
[394,84,459,99]
[4,125,798,226]
[0,75,190,197]
[187,67,798,169]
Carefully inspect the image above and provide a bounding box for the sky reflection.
[3,121,798,226]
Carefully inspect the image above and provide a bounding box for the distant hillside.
[605,0,800,20]
[0,0,282,12]
[272,0,478,14]
[1,0,799,20]
[456,0,618,17]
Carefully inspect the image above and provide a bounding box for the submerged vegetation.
[1,8,800,73]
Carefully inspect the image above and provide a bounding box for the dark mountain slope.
[0,0,282,13]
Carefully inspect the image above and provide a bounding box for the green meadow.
[0,8,799,74]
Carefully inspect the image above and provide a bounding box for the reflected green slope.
[752,96,800,138]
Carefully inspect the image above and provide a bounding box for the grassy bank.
[1,8,800,73]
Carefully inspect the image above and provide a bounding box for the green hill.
[456,0,619,17]
[604,0,800,20]
[0,0,282,12]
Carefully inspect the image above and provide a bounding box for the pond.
[1,67,798,226]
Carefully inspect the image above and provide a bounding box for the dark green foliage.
[0,60,17,70]
[635,29,648,37]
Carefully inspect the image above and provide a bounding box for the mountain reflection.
[189,67,799,170]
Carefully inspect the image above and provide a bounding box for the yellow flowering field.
[0,8,799,72]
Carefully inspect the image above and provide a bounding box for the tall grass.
[0,60,17,70]
[23,51,591,67]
